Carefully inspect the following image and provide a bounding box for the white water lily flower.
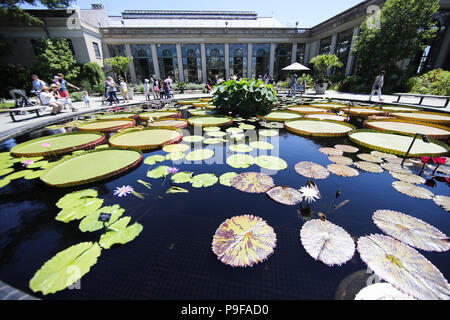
[299,186,320,203]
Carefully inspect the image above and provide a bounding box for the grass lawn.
[0,102,15,109]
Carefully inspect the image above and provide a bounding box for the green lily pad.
[24,170,45,180]
[229,144,254,153]
[249,141,274,150]
[99,217,143,249]
[226,127,244,134]
[226,154,255,168]
[219,172,238,186]
[165,152,185,161]
[29,242,102,295]
[185,149,215,161]
[171,171,193,184]
[166,186,189,194]
[0,179,10,188]
[0,168,14,176]
[56,198,104,222]
[203,138,226,144]
[4,170,33,180]
[27,160,49,169]
[0,162,14,169]
[255,155,288,170]
[239,123,256,130]
[259,129,279,137]
[182,135,205,143]
[191,173,218,188]
[144,155,166,165]
[147,165,170,178]
[203,126,221,132]
[79,205,124,232]
[56,189,98,209]
[206,131,227,138]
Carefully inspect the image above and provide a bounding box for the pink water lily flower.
[22,159,34,167]
[432,157,446,165]
[114,107,120,111]
[41,142,51,148]
[166,167,179,174]
[421,156,431,164]
[114,185,134,197]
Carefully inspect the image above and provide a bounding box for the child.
[144,79,150,101]
[82,91,90,107]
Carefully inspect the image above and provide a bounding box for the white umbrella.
[282,62,310,71]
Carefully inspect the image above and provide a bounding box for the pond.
[0,103,449,300]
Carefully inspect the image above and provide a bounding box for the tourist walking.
[158,78,164,99]
[119,77,129,103]
[39,86,63,115]
[268,75,274,85]
[369,71,385,102]
[144,79,151,101]
[56,73,80,98]
[151,75,158,99]
[106,76,120,105]
[164,75,172,98]
[82,90,90,107]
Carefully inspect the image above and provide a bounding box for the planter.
[315,82,328,95]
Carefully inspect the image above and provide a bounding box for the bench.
[393,93,449,108]
[0,106,48,122]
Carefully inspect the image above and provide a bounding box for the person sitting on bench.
[50,84,78,112]
[39,86,63,115]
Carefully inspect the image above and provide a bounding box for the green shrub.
[0,64,31,98]
[408,69,450,96]
[175,82,187,92]
[71,91,84,102]
[185,83,204,90]
[338,75,371,94]
[78,62,105,94]
[212,79,277,117]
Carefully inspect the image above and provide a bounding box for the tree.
[78,62,106,94]
[353,0,440,91]
[32,38,79,82]
[104,56,132,82]
[309,54,343,82]
[0,0,74,26]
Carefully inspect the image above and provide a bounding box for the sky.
[21,0,364,28]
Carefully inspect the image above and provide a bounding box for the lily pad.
[0,168,14,176]
[357,234,450,300]
[56,198,104,222]
[191,173,218,188]
[334,144,359,153]
[24,170,45,180]
[162,144,190,153]
[144,155,166,165]
[166,186,189,193]
[139,111,180,120]
[229,144,254,153]
[219,172,238,186]
[77,119,135,132]
[357,153,383,163]
[319,148,344,156]
[165,152,185,161]
[147,119,188,128]
[79,205,124,232]
[392,181,434,199]
[300,219,355,266]
[0,179,11,188]
[185,149,215,161]
[371,151,398,159]
[203,138,226,144]
[188,115,233,127]
[147,165,170,179]
[285,119,355,137]
[206,131,227,138]
[365,119,450,140]
[295,161,330,180]
[255,155,288,171]
[372,209,449,252]
[182,135,205,143]
[266,186,303,206]
[29,242,102,295]
[212,215,276,267]
[226,127,244,134]
[355,283,415,300]
[259,129,279,137]
[239,123,256,130]
[327,164,359,177]
[5,170,33,180]
[381,163,412,174]
[109,127,183,150]
[257,111,302,122]
[226,154,255,168]
[56,189,98,209]
[328,156,353,165]
[171,171,193,184]
[203,126,222,132]
[99,216,143,249]
[249,141,273,150]
[353,161,383,173]
[390,172,425,184]
[231,172,275,193]
[433,195,450,212]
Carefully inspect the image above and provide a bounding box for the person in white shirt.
[39,86,63,115]
[369,71,385,102]
[119,77,129,103]
[50,84,78,112]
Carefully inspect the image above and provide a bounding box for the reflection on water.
[0,108,449,300]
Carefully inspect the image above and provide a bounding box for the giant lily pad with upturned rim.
[187,115,233,127]
[139,110,180,121]
[40,148,142,187]
[257,111,302,122]
[287,105,330,114]
[348,129,449,157]
[10,132,106,158]
[147,118,188,128]
[97,112,137,120]
[391,111,450,125]
[109,127,183,150]
[285,119,355,137]
[77,119,135,133]
[364,119,450,140]
[304,113,347,122]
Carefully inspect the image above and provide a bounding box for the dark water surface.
[0,113,449,300]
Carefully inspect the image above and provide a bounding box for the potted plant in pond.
[309,54,343,94]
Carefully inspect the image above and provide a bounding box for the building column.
[176,43,184,82]
[247,43,252,79]
[434,24,450,69]
[345,26,360,76]
[269,43,276,76]
[125,44,137,83]
[151,44,160,79]
[327,34,338,75]
[291,43,297,64]
[304,43,311,64]
[224,43,230,79]
[200,43,207,83]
